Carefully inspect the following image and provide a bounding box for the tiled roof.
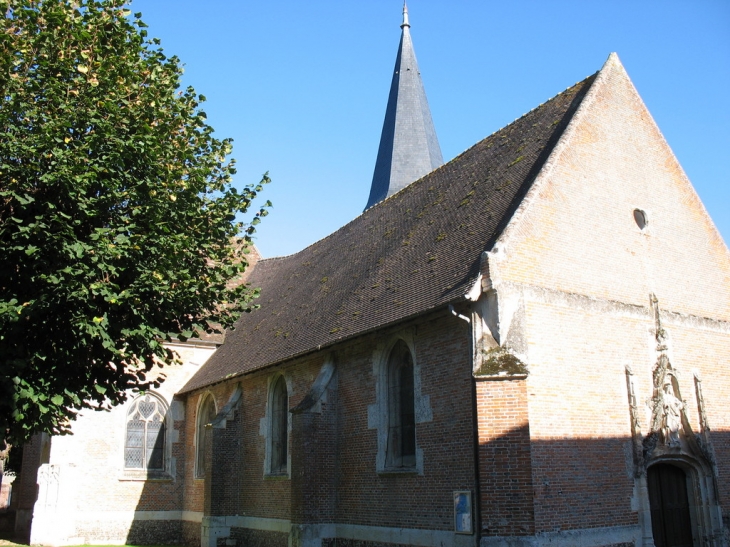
[181,74,596,393]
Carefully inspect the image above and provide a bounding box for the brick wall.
[206,389,245,517]
[521,300,640,533]
[182,383,232,516]
[182,311,476,536]
[476,378,533,536]
[290,372,338,525]
[493,56,730,322]
[485,54,730,539]
[669,324,730,508]
[333,313,475,530]
[18,343,215,545]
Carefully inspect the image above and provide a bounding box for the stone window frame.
[121,392,172,480]
[386,340,417,468]
[368,328,432,475]
[260,373,292,478]
[194,392,217,479]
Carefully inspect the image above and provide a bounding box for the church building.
[13,5,730,547]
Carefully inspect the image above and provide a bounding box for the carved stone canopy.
[642,294,712,465]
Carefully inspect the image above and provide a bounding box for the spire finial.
[365,0,443,210]
[401,1,410,29]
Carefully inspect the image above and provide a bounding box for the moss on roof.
[181,74,596,393]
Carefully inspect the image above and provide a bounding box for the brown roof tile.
[181,74,596,393]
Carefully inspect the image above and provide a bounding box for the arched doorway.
[647,463,694,547]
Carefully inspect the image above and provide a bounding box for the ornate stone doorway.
[648,463,694,547]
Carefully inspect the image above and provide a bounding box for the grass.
[0,543,172,547]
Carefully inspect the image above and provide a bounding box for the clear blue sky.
[132,1,729,258]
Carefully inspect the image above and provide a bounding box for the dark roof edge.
[491,62,614,252]
[256,74,601,267]
[178,298,467,395]
[486,74,598,253]
[180,70,602,395]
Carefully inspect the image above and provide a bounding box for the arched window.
[195,394,217,478]
[124,393,167,471]
[386,340,416,468]
[270,375,289,474]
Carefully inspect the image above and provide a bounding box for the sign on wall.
[453,490,473,534]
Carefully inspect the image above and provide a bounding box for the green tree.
[0,0,269,445]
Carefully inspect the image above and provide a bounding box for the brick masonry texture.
[183,311,475,531]
[494,56,730,320]
[334,314,474,529]
[207,401,244,517]
[290,383,338,524]
[183,382,232,516]
[476,379,534,536]
[523,302,639,532]
[486,54,730,538]
[12,54,730,547]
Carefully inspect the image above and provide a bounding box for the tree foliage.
[0,0,270,445]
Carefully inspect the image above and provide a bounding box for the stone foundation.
[480,525,639,547]
[70,518,182,545]
[225,526,288,547]
[183,519,201,547]
[323,540,413,547]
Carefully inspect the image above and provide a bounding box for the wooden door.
[648,463,694,547]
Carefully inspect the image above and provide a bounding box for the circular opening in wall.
[633,209,648,230]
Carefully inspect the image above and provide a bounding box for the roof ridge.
[253,254,295,263]
[360,73,599,214]
[449,75,600,167]
[181,72,598,393]
[491,60,614,258]
[257,74,601,264]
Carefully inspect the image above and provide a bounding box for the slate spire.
[365,2,443,210]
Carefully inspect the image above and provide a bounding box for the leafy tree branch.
[0,0,270,444]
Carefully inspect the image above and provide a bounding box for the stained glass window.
[124,394,167,471]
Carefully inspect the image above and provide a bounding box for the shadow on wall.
[0,471,17,539]
[15,400,728,546]
[479,426,729,545]
[122,395,189,546]
[122,413,728,547]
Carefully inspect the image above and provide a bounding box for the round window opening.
[633,209,648,230]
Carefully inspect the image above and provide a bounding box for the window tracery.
[124,393,167,471]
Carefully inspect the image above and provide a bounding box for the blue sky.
[132,1,729,258]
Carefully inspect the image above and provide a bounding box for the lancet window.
[195,393,217,478]
[269,375,289,474]
[386,340,416,468]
